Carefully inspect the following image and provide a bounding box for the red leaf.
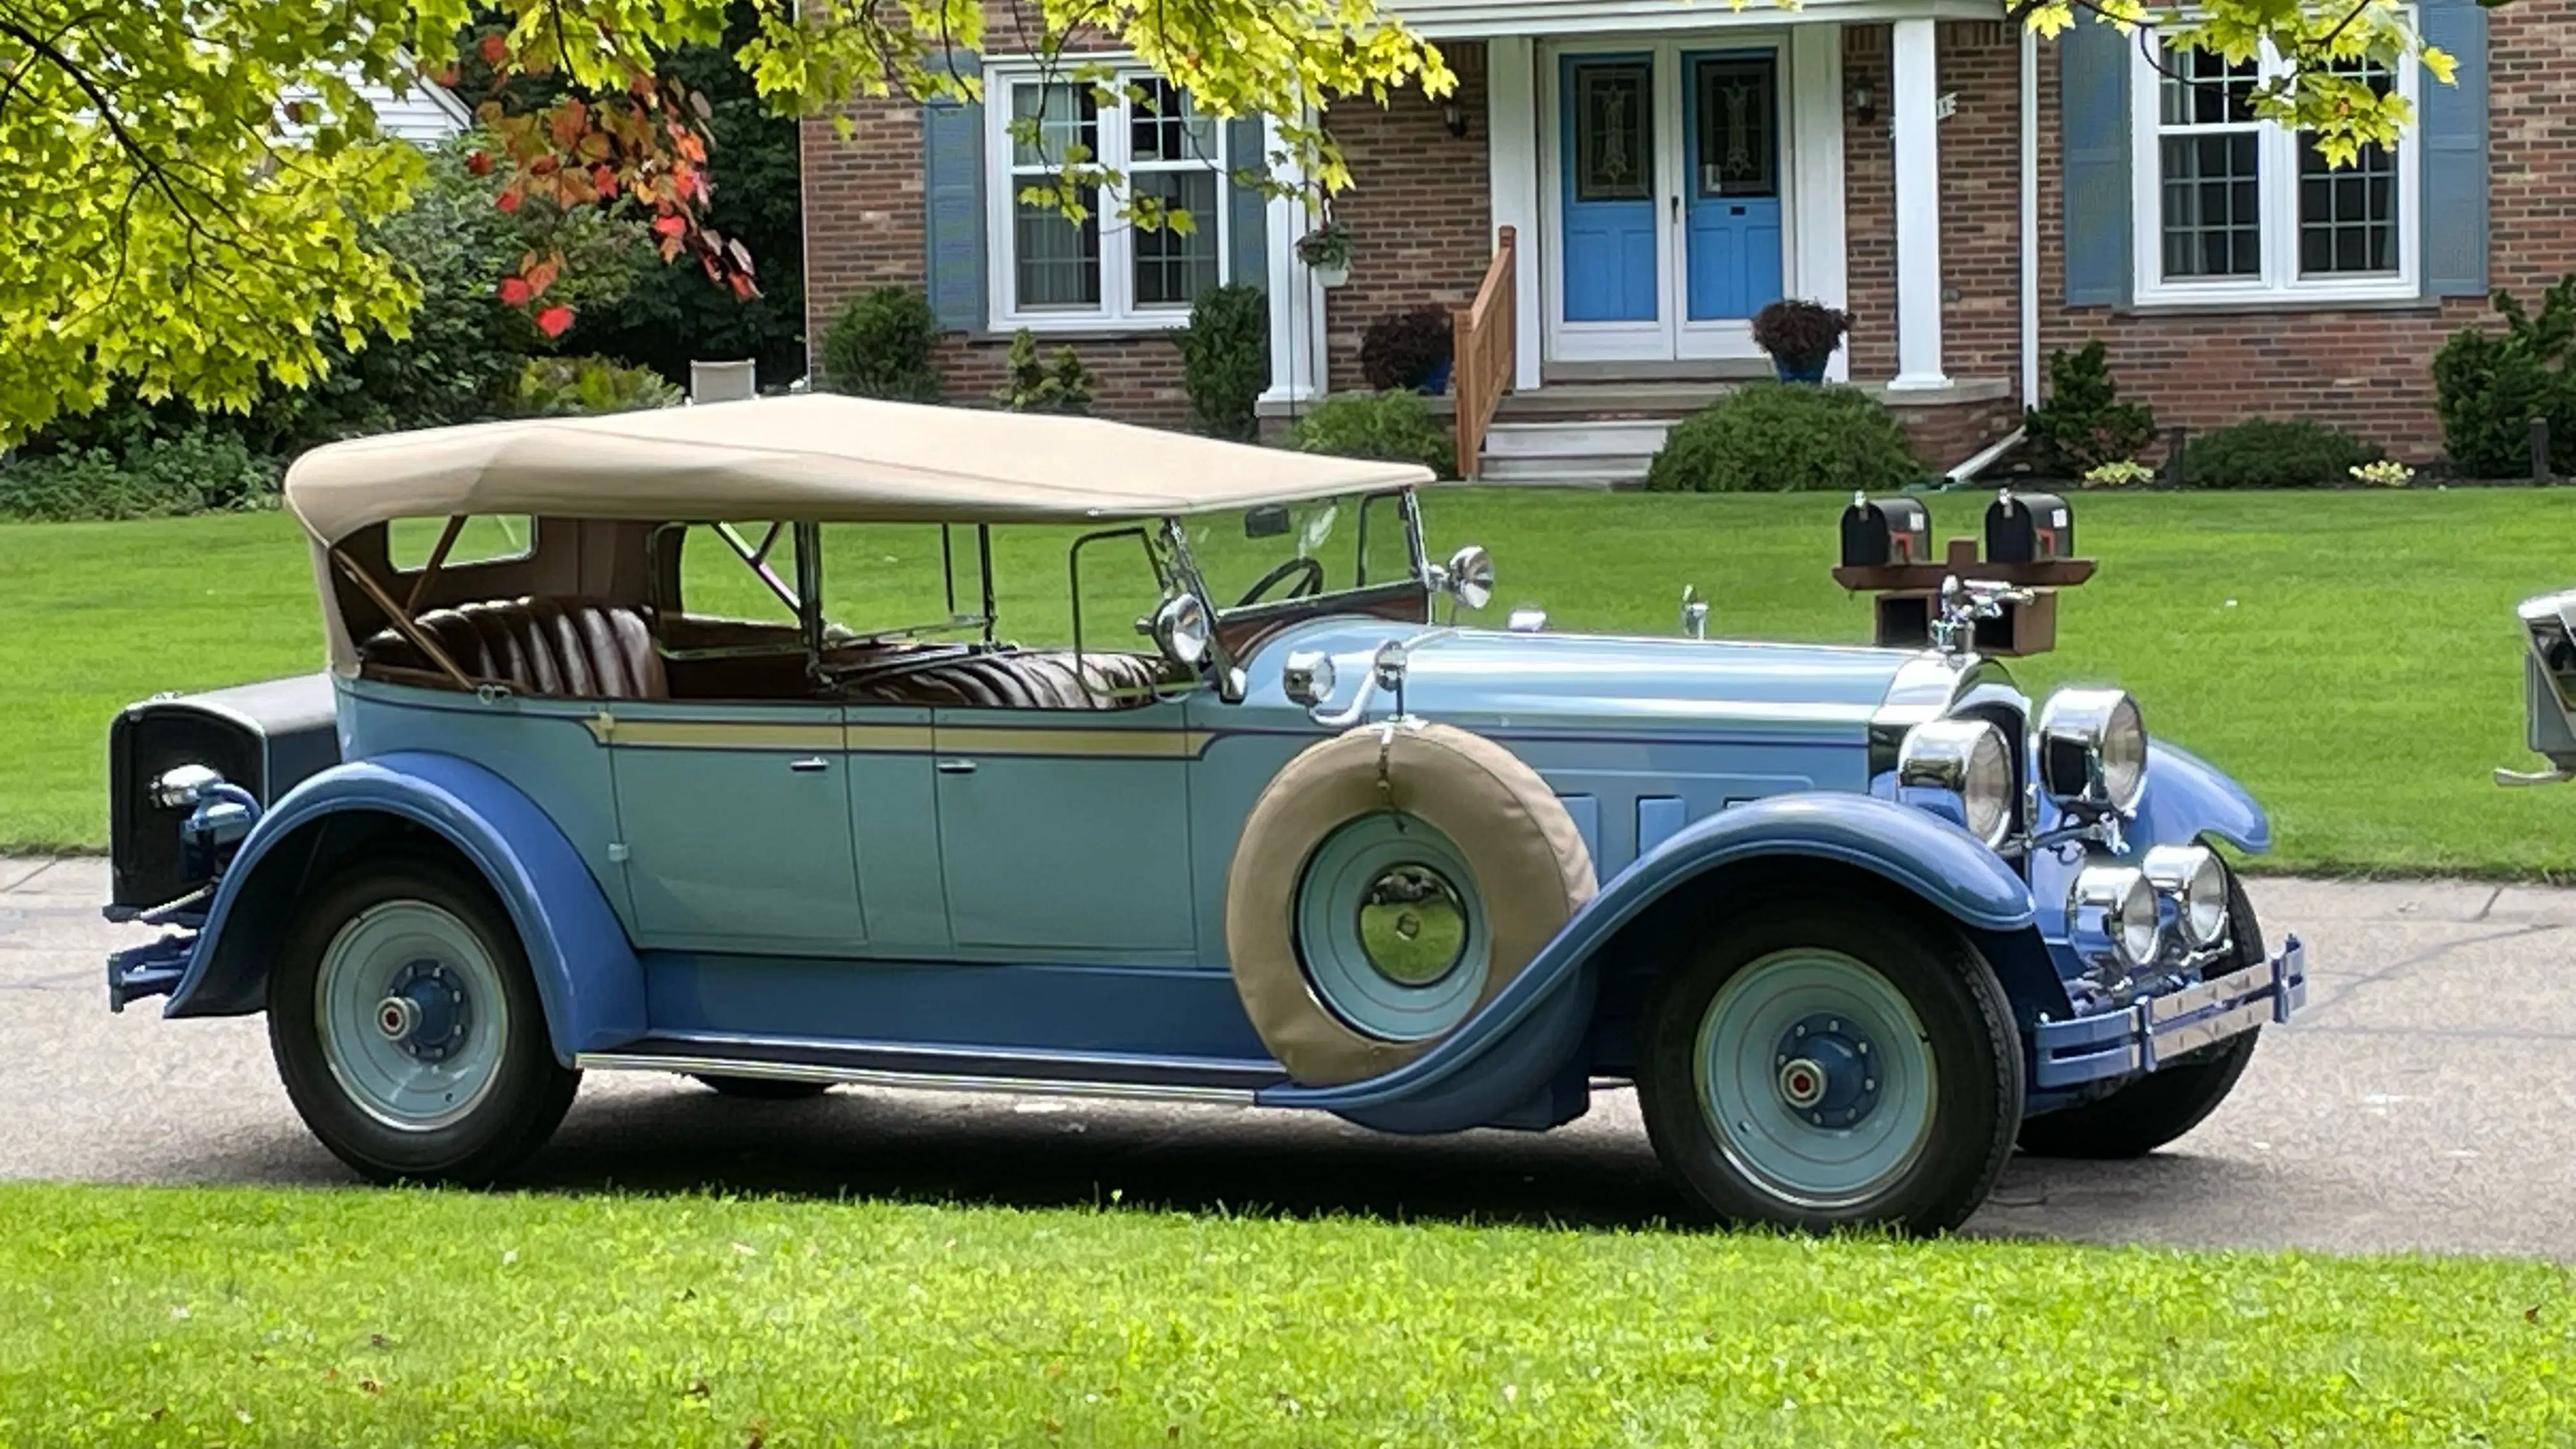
[495,188,522,213]
[592,165,620,199]
[535,305,574,339]
[465,150,493,176]
[498,277,533,306]
[652,213,686,238]
[478,32,507,63]
[523,255,562,295]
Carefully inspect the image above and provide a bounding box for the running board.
[574,1036,1286,1106]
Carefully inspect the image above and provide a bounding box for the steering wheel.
[1234,556,1326,608]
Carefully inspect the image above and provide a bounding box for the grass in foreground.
[1,1182,2571,1448]
[3,489,2573,874]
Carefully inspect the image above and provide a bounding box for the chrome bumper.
[2030,935,2304,1090]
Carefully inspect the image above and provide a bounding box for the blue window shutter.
[922,54,986,334]
[1226,116,1269,291]
[2060,23,2132,307]
[2419,0,2489,298]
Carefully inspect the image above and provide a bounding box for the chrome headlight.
[150,763,226,811]
[1896,719,2014,848]
[2037,687,2147,815]
[2071,862,2162,972]
[2142,843,2229,950]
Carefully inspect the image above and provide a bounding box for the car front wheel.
[267,850,579,1184]
[1637,896,2023,1235]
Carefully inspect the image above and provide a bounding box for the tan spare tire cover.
[1225,721,1597,1085]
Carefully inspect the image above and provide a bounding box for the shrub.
[1644,383,1918,493]
[1174,284,1269,440]
[0,430,279,521]
[2025,341,2158,477]
[1289,392,1455,480]
[820,286,943,401]
[1750,299,1851,376]
[992,330,1096,415]
[2178,418,2380,489]
[2433,275,2576,478]
[1359,308,1452,391]
[506,356,686,417]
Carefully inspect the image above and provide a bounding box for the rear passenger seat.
[359,598,666,699]
[839,649,1175,710]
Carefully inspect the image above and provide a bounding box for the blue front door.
[1682,50,1784,322]
[1559,54,1659,324]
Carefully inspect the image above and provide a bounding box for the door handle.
[1669,195,1680,224]
[789,756,829,773]
[935,758,979,775]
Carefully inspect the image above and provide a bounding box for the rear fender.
[1257,792,2039,1123]
[165,751,645,1064]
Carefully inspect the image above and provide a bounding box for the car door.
[930,689,1200,957]
[605,698,870,954]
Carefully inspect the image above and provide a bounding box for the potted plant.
[1360,307,1454,395]
[1751,299,1852,383]
[1296,220,1353,288]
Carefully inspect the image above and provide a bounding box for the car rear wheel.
[2016,871,2265,1160]
[1637,896,2023,1235]
[267,850,579,1184]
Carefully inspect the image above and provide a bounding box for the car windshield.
[1183,491,1418,614]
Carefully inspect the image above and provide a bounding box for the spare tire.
[1224,721,1597,1085]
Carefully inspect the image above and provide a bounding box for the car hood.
[1240,619,1972,739]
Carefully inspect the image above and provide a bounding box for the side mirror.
[1444,545,1494,612]
[1243,503,1291,539]
[1148,593,1211,670]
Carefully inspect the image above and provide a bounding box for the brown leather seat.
[360,598,668,700]
[843,648,1172,710]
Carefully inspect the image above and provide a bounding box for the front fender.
[1258,792,2036,1119]
[2132,741,2271,855]
[165,751,645,1064]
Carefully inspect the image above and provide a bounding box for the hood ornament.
[1929,576,2032,658]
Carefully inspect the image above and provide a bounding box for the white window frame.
[2126,31,2421,307]
[983,61,1232,333]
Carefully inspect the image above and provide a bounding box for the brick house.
[802,0,2531,480]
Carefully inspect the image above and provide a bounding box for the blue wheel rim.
[316,901,510,1132]
[1296,813,1489,1042]
[1692,949,1936,1209]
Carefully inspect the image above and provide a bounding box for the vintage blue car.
[103,395,2303,1234]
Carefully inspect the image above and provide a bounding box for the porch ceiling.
[1391,0,2005,40]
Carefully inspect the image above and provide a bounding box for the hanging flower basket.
[1296,222,1354,289]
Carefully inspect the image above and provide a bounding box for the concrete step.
[1493,380,1742,420]
[1478,417,1676,458]
[1475,452,1650,486]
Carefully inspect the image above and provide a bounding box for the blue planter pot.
[1773,358,1829,384]
[1417,356,1453,395]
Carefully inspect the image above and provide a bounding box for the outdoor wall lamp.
[1442,96,1468,138]
[1849,82,1876,125]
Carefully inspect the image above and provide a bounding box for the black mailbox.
[1985,490,2073,565]
[1839,494,1931,569]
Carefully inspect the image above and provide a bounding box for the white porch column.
[1260,113,1326,406]
[1485,36,1543,393]
[1887,16,1949,390]
[1789,25,1851,383]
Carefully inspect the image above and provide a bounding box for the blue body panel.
[163,751,646,1064]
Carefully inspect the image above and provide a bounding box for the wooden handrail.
[1450,226,1517,480]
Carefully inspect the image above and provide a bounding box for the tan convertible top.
[285,394,1436,543]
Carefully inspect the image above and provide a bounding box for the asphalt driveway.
[6,857,2571,1257]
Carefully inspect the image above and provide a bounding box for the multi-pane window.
[2131,37,2417,303]
[989,69,1232,328]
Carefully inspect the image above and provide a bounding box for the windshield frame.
[1155,486,1432,702]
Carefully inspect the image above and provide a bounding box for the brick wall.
[1317,43,1496,394]
[2033,1,2576,463]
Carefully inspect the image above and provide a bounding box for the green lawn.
[4,489,2573,874]
[1,1183,2568,1447]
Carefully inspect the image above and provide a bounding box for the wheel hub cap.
[1772,1014,1881,1128]
[374,958,472,1063]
